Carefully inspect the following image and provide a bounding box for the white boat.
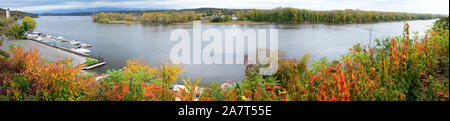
[25,31,40,39]
[56,36,64,40]
[70,47,91,55]
[80,43,92,48]
[31,31,41,36]
[70,40,81,45]
[35,37,43,41]
[40,34,47,38]
[25,34,38,39]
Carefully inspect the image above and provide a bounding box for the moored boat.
[70,40,81,45]
[80,43,92,48]
[70,47,91,55]
[35,36,43,41]
[56,36,64,40]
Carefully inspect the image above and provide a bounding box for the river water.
[34,16,436,84]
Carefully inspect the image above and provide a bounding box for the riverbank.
[97,20,269,25]
[94,19,440,25]
[175,20,269,25]
[102,20,142,24]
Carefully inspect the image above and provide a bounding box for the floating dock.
[26,32,106,70]
[82,61,107,70]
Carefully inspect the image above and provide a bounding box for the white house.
[232,15,238,21]
[5,8,11,18]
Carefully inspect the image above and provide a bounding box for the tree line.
[243,7,442,24]
[92,11,202,24]
[92,7,444,24]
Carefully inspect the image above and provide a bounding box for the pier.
[23,31,107,70]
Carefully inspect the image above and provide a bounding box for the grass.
[84,58,99,66]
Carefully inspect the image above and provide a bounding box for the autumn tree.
[21,16,36,31]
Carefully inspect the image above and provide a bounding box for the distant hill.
[36,7,168,16]
[40,12,94,16]
[0,8,38,18]
[39,8,254,16]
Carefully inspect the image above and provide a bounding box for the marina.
[24,31,105,70]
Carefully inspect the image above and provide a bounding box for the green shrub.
[85,58,99,66]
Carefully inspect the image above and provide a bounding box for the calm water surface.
[34,16,436,84]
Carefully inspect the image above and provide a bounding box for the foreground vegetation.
[92,7,442,24]
[0,17,448,101]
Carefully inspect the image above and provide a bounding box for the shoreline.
[175,20,269,25]
[92,19,439,25]
[97,20,268,25]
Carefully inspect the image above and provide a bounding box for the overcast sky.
[1,0,449,14]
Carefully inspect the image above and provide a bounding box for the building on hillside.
[232,15,238,21]
[5,8,10,18]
